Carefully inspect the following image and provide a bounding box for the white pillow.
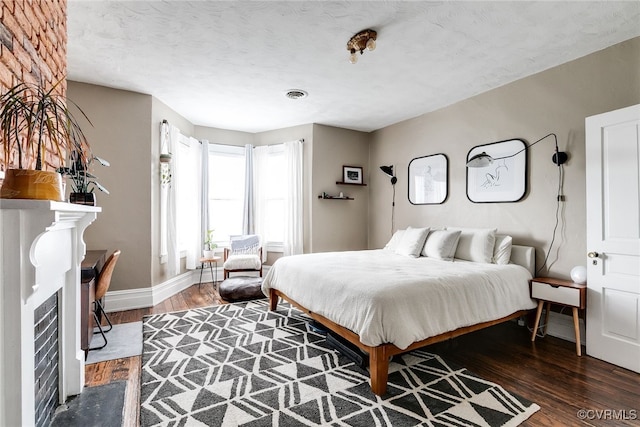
[422,230,461,261]
[446,227,497,263]
[395,227,430,257]
[384,229,406,251]
[493,234,513,265]
[223,254,261,270]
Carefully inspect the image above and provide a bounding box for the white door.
[585,104,640,373]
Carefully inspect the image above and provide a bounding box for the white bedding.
[262,249,536,349]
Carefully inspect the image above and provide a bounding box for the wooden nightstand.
[530,277,587,356]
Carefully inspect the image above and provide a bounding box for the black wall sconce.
[379,165,397,236]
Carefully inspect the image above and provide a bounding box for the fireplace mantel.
[0,200,100,426]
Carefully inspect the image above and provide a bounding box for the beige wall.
[311,124,370,253]
[194,126,254,146]
[67,82,153,292]
[369,37,640,279]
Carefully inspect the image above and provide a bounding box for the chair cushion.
[219,276,264,301]
[223,254,261,270]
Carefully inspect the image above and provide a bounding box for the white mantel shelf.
[0,199,101,426]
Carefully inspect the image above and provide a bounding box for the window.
[207,143,287,251]
[260,145,285,248]
[208,144,245,244]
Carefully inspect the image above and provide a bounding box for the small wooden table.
[530,277,586,356]
[198,256,221,289]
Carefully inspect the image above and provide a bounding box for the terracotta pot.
[69,192,96,206]
[0,169,64,201]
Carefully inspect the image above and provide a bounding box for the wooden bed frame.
[269,288,530,396]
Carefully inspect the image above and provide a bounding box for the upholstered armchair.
[223,235,263,279]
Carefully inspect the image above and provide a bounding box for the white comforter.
[262,249,536,349]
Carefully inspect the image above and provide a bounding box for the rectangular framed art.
[342,166,363,184]
[466,138,527,203]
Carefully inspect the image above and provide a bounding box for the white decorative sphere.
[570,266,587,284]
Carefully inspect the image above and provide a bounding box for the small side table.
[198,256,221,290]
[530,277,586,356]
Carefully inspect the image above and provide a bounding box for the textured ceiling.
[67,1,640,133]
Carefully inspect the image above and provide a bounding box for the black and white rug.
[141,301,539,426]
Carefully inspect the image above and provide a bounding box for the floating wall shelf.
[336,181,367,186]
[318,194,354,200]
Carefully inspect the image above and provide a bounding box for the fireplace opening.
[34,292,59,427]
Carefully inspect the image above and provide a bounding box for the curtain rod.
[208,138,304,148]
[163,120,305,147]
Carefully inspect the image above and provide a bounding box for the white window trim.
[266,242,284,253]
[209,143,244,155]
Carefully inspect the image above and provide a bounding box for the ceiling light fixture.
[285,89,308,100]
[347,29,377,64]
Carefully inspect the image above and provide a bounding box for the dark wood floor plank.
[86,284,640,427]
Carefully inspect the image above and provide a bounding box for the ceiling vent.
[285,89,308,100]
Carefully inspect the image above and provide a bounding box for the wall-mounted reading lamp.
[380,165,397,236]
[466,133,567,168]
[380,165,397,184]
[466,133,568,277]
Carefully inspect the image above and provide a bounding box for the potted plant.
[203,229,217,258]
[57,149,110,205]
[0,79,91,201]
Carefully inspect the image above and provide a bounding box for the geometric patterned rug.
[140,300,539,426]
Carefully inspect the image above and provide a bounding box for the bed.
[263,232,537,395]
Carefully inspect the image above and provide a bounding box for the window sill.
[266,244,283,253]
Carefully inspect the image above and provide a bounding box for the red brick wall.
[0,0,67,170]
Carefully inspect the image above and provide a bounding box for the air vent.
[285,89,308,100]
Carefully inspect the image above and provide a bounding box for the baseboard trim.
[546,310,586,345]
[103,286,154,313]
[104,265,269,312]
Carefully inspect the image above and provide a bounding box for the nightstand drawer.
[531,280,581,307]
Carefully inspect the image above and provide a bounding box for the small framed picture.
[343,166,363,184]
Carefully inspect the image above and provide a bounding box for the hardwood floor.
[86,283,640,426]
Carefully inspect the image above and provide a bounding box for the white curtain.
[200,139,210,257]
[242,144,254,235]
[159,121,170,261]
[284,140,303,255]
[184,137,203,270]
[166,125,180,276]
[253,145,269,261]
[160,122,202,274]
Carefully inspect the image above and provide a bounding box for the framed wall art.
[408,153,448,204]
[342,165,363,184]
[466,138,527,203]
